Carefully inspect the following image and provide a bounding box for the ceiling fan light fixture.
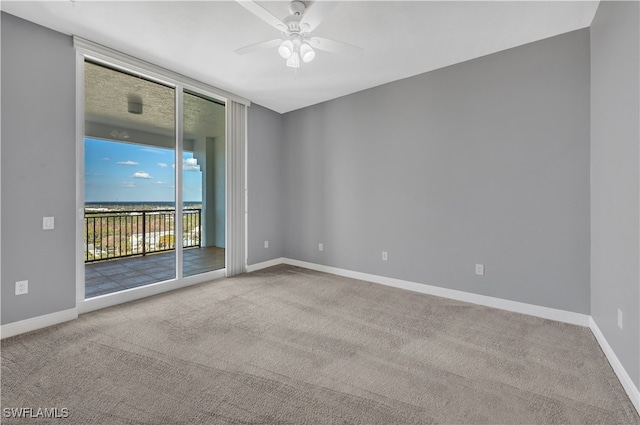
[278,39,294,59]
[286,51,300,68]
[235,0,362,70]
[300,43,315,63]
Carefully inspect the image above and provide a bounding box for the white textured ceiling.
[2,1,599,113]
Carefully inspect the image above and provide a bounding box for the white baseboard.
[282,258,590,327]
[589,317,640,415]
[247,257,286,273]
[273,258,638,414]
[4,260,637,418]
[1,308,78,340]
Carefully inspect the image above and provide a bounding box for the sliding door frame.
[74,38,250,313]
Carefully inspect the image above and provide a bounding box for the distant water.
[85,201,202,210]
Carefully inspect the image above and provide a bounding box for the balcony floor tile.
[84,247,224,299]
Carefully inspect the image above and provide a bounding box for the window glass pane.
[182,90,226,276]
[84,61,176,298]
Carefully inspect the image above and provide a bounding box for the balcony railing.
[84,209,201,263]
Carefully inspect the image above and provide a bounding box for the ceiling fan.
[234,0,362,68]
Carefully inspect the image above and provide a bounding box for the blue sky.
[84,138,202,203]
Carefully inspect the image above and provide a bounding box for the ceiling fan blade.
[309,37,363,55]
[235,0,287,32]
[299,1,338,32]
[234,39,282,55]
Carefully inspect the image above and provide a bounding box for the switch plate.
[618,309,623,329]
[475,264,485,275]
[382,251,388,261]
[15,280,28,295]
[318,243,323,252]
[264,240,269,249]
[43,216,55,230]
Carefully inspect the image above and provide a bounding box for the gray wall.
[0,13,286,325]
[2,7,639,395]
[1,13,77,324]
[283,29,591,314]
[590,1,640,388]
[5,11,636,395]
[247,104,284,265]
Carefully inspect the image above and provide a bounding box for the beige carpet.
[2,265,639,424]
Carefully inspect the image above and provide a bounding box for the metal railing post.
[198,209,201,247]
[85,214,89,262]
[142,211,146,256]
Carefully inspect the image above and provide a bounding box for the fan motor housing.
[289,1,306,16]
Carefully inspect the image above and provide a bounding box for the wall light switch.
[318,243,323,252]
[15,280,28,295]
[475,264,485,275]
[382,251,388,261]
[264,240,269,249]
[43,216,55,230]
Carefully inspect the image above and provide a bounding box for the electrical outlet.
[264,240,269,249]
[382,251,388,261]
[618,309,623,330]
[318,243,323,252]
[15,280,28,295]
[475,264,485,275]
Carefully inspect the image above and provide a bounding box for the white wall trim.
[75,50,86,304]
[3,258,638,417]
[1,308,78,340]
[252,258,640,412]
[589,317,640,415]
[281,258,591,327]
[247,257,287,273]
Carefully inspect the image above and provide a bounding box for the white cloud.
[171,158,200,172]
[155,181,165,184]
[132,171,153,179]
[183,158,201,172]
[157,162,168,168]
[102,157,110,161]
[122,182,135,188]
[117,160,139,166]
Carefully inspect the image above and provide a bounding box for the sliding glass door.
[84,62,176,298]
[182,91,226,277]
[83,61,225,299]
